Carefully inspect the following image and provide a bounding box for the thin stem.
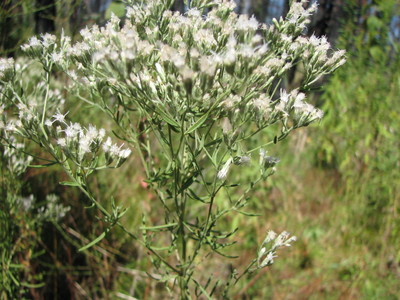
[234,259,257,285]
[41,65,52,126]
[117,225,182,275]
[187,149,228,268]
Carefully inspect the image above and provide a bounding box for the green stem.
[41,65,52,126]
[233,259,257,285]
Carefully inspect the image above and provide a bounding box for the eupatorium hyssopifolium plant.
[0,0,345,297]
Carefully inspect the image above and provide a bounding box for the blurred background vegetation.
[1,0,399,299]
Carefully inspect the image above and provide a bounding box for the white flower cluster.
[285,0,318,30]
[21,33,58,57]
[2,135,33,176]
[2,0,346,141]
[15,193,70,220]
[267,2,346,87]
[38,194,71,221]
[1,101,131,169]
[0,0,346,197]
[39,0,343,135]
[17,194,35,211]
[274,89,324,125]
[257,230,297,268]
[0,57,14,81]
[45,112,132,166]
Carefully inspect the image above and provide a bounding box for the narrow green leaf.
[111,130,125,141]
[234,209,261,217]
[214,228,238,239]
[140,223,178,231]
[8,271,20,286]
[78,231,106,252]
[212,248,239,258]
[185,111,210,135]
[204,138,222,148]
[210,280,220,296]
[9,263,25,269]
[149,246,172,251]
[188,189,209,203]
[226,183,240,187]
[179,177,194,193]
[198,133,205,149]
[20,282,45,288]
[59,181,80,187]
[28,161,58,168]
[155,108,180,128]
[193,279,212,300]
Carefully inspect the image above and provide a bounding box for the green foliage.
[0,0,36,56]
[269,1,400,298]
[316,0,400,245]
[226,1,400,298]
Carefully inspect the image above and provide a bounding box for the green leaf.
[148,246,171,251]
[9,263,25,269]
[7,271,20,286]
[111,130,125,141]
[204,138,222,148]
[185,111,210,135]
[188,189,209,203]
[214,227,238,239]
[193,279,212,300]
[28,161,58,168]
[59,181,80,187]
[140,223,178,231]
[212,248,239,258]
[155,108,180,129]
[78,231,106,252]
[20,282,45,288]
[234,209,261,217]
[179,176,194,193]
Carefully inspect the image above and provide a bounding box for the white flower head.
[0,58,14,72]
[102,137,112,152]
[57,138,66,147]
[273,231,297,248]
[110,144,120,157]
[257,229,296,268]
[79,136,92,154]
[64,123,81,138]
[262,230,278,246]
[217,157,233,180]
[86,125,99,140]
[41,33,56,48]
[236,14,259,31]
[28,36,41,48]
[262,251,277,266]
[45,119,53,127]
[51,52,63,63]
[98,128,106,139]
[52,111,68,124]
[118,148,132,159]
